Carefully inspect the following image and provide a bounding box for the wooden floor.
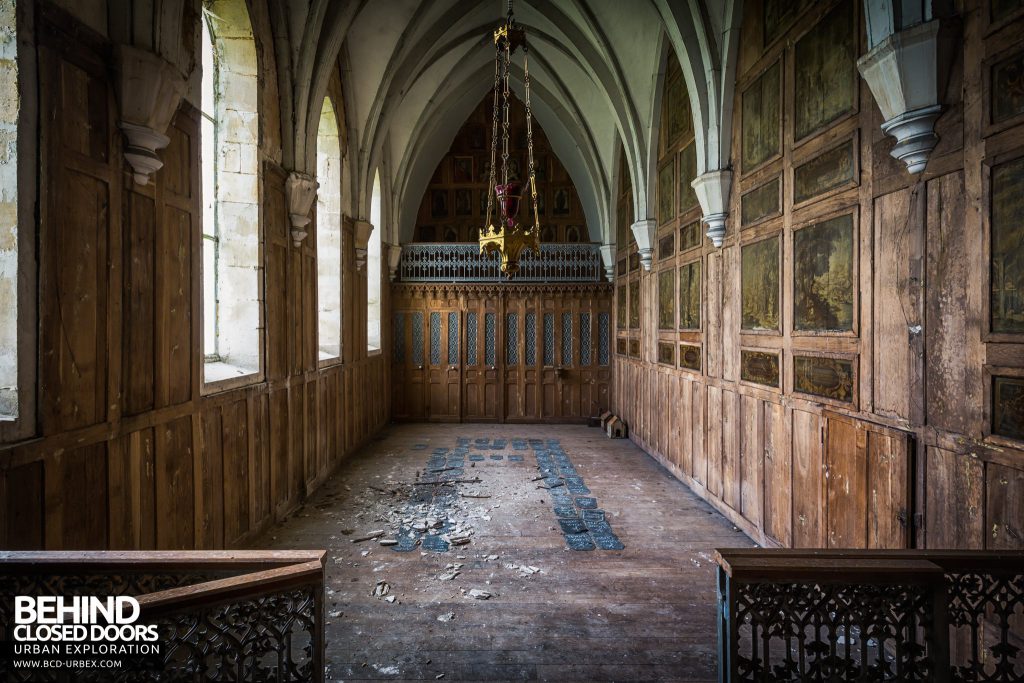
[254,424,754,682]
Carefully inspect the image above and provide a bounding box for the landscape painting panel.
[794,214,854,332]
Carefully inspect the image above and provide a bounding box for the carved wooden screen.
[392,284,611,423]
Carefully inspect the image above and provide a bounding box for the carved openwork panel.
[580,312,592,366]
[430,312,442,365]
[411,312,424,366]
[598,313,610,366]
[728,578,934,681]
[506,313,519,365]
[525,311,537,365]
[447,312,459,365]
[544,312,555,365]
[466,311,479,365]
[947,570,1024,681]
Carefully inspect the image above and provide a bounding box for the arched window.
[317,97,342,361]
[0,0,18,418]
[367,171,382,351]
[201,0,261,385]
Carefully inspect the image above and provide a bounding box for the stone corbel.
[630,219,657,271]
[115,45,188,186]
[692,170,732,248]
[286,172,319,247]
[386,244,403,281]
[857,20,944,174]
[354,220,374,271]
[599,244,616,281]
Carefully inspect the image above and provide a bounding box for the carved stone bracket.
[115,45,188,186]
[630,219,657,271]
[858,20,944,174]
[286,172,319,247]
[598,245,616,282]
[692,170,732,248]
[354,220,374,271]
[386,244,403,281]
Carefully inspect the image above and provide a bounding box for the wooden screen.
[392,284,612,423]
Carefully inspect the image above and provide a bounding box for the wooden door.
[426,309,461,421]
[824,412,913,549]
[578,309,613,419]
[462,298,499,422]
[402,310,427,419]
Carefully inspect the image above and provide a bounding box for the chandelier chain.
[523,46,538,231]
[485,48,501,231]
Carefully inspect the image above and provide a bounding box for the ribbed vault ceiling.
[268,0,741,247]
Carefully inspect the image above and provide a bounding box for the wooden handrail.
[137,559,324,615]
[0,549,325,573]
[0,550,328,683]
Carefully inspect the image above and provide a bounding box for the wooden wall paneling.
[824,415,868,548]
[986,461,1024,549]
[198,405,224,549]
[706,385,724,498]
[872,187,923,423]
[689,382,705,486]
[123,190,156,415]
[926,171,982,435]
[222,398,250,545]
[740,394,763,528]
[763,401,791,546]
[1,461,45,549]
[155,416,194,549]
[38,41,113,435]
[921,448,983,548]
[265,163,289,381]
[722,389,741,510]
[44,444,108,550]
[106,434,132,549]
[266,389,284,516]
[866,427,910,549]
[706,252,722,378]
[792,409,823,547]
[252,392,272,530]
[155,115,197,409]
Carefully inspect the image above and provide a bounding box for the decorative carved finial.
[115,45,188,185]
[630,219,657,271]
[354,220,374,271]
[692,170,732,248]
[286,172,319,247]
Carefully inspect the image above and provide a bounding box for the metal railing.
[716,548,1024,682]
[398,242,605,282]
[0,550,326,682]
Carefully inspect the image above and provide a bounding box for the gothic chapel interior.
[0,0,1023,681]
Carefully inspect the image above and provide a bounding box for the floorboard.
[251,424,755,682]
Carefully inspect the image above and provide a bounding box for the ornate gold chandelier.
[479,0,540,277]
